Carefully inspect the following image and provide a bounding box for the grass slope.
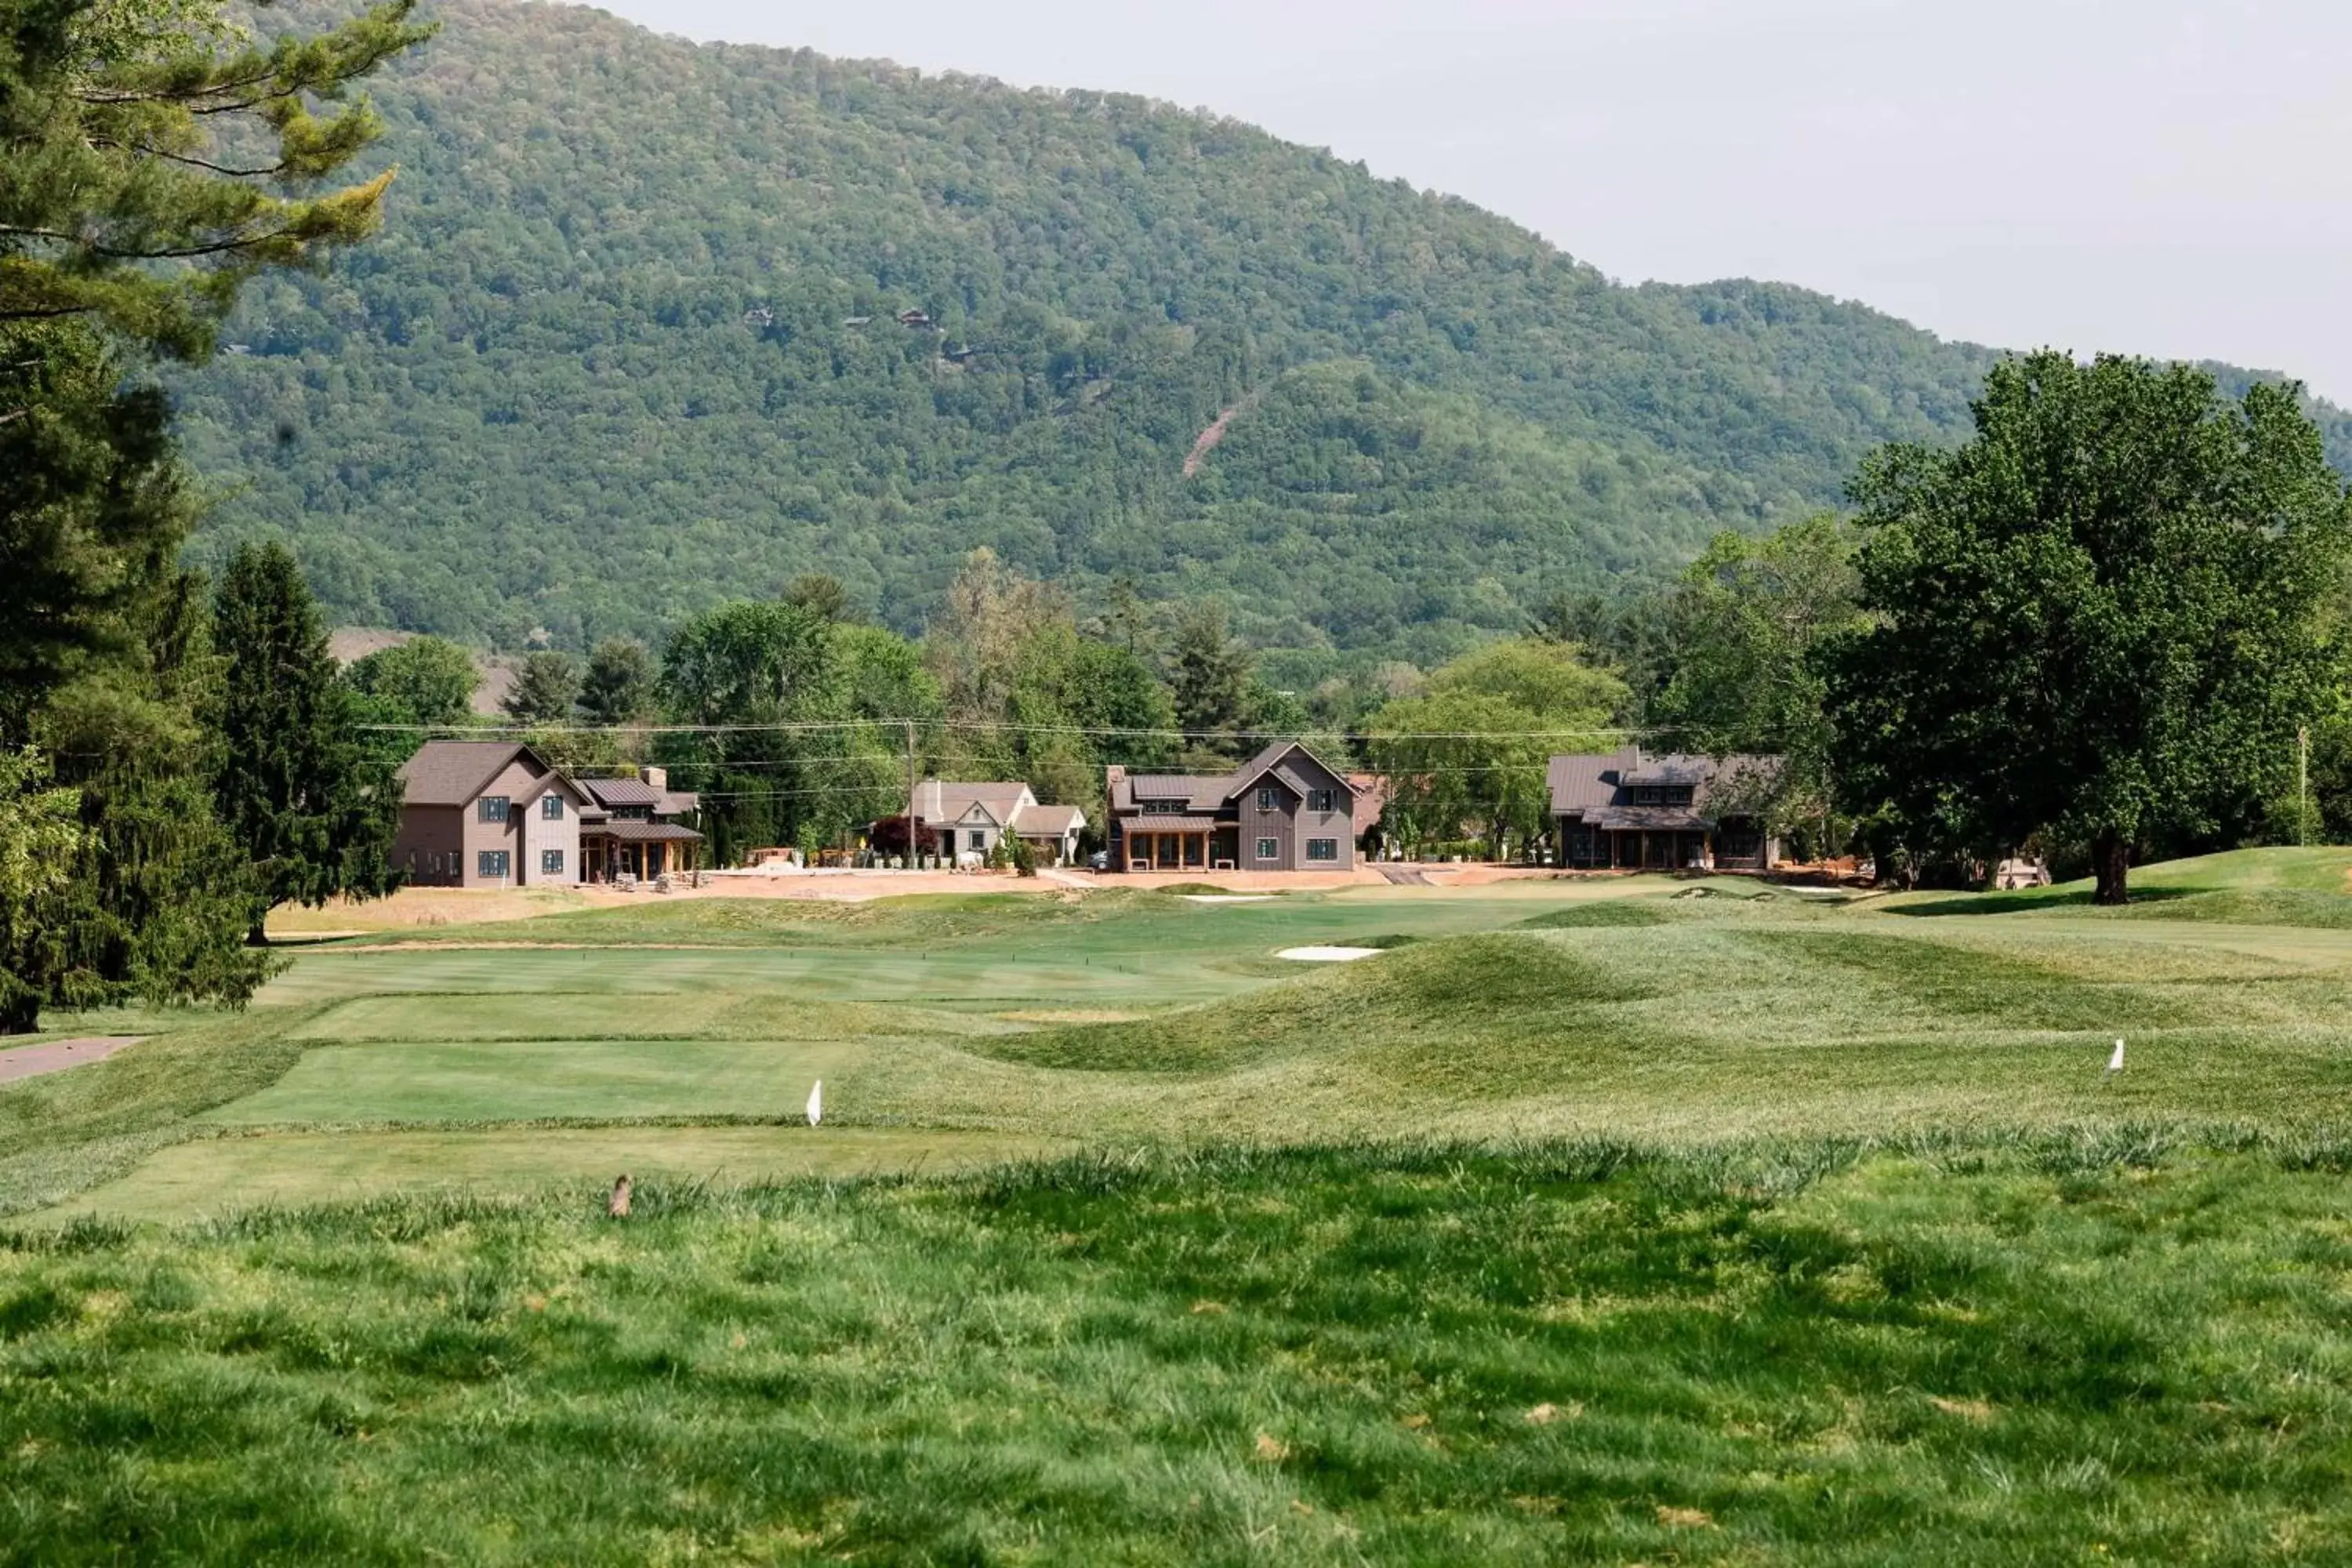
[6,1142,2352,1563]
[12,858,2352,1558]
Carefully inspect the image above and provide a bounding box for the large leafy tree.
[1648,516,1865,849]
[658,599,845,863]
[345,634,477,728]
[1826,352,2351,903]
[1367,637,1625,858]
[0,746,88,1031]
[211,542,398,942]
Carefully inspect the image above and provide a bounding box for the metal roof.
[585,819,704,843]
[580,776,662,807]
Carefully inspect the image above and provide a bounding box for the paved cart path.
[0,1036,144,1084]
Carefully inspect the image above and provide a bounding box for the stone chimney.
[641,765,667,792]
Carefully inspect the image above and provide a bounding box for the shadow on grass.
[1886,887,2194,918]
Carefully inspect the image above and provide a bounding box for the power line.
[360,716,1736,743]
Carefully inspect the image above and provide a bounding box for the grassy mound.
[975,935,1654,1073]
[1515,900,1672,928]
[6,1139,2351,1563]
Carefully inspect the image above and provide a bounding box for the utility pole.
[904,718,918,871]
[2300,724,2310,848]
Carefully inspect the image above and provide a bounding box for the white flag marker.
[806,1079,823,1126]
[2107,1039,2125,1073]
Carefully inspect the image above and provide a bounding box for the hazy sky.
[590,0,2352,402]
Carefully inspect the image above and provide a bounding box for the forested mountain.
[176,0,2352,664]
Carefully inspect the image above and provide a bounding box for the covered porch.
[1123,818,1234,872]
[582,820,704,883]
[1559,812,1715,871]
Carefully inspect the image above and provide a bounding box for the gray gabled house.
[1548,746,1783,872]
[1105,740,1360,873]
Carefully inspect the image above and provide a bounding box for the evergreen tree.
[503,650,582,724]
[579,637,657,727]
[17,570,274,1032]
[0,323,185,742]
[211,543,398,942]
[0,0,434,361]
[1167,602,1251,753]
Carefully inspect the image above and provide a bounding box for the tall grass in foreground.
[5,1138,2351,1565]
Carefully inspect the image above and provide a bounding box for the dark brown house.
[394,740,590,887]
[1548,747,1783,872]
[1106,741,1361,873]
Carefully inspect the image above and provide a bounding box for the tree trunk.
[0,990,39,1036]
[247,920,270,948]
[2092,832,2130,906]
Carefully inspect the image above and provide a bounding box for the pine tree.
[579,637,656,727]
[503,650,582,724]
[0,0,435,365]
[211,543,398,943]
[1168,601,1251,754]
[16,570,274,1033]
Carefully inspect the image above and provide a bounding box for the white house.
[908,779,1087,866]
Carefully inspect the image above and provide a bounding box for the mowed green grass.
[6,1142,2352,1563]
[10,860,2352,1559]
[17,869,2352,1217]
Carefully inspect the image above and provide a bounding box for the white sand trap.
[1276,946,1385,962]
[1184,894,1277,904]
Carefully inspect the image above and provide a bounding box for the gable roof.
[910,780,1035,826]
[1112,741,1360,816]
[1009,802,1084,836]
[397,740,555,807]
[1222,739,1352,803]
[1547,746,1784,820]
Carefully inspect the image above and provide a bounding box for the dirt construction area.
[263,863,1586,935]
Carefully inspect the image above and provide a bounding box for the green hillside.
[175,0,2351,658]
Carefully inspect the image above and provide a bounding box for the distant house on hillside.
[394,742,703,887]
[576,768,703,883]
[1105,740,1360,873]
[394,740,592,887]
[1547,746,1783,872]
[906,780,1087,866]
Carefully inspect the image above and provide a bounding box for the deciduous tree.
[1825,353,2351,903]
